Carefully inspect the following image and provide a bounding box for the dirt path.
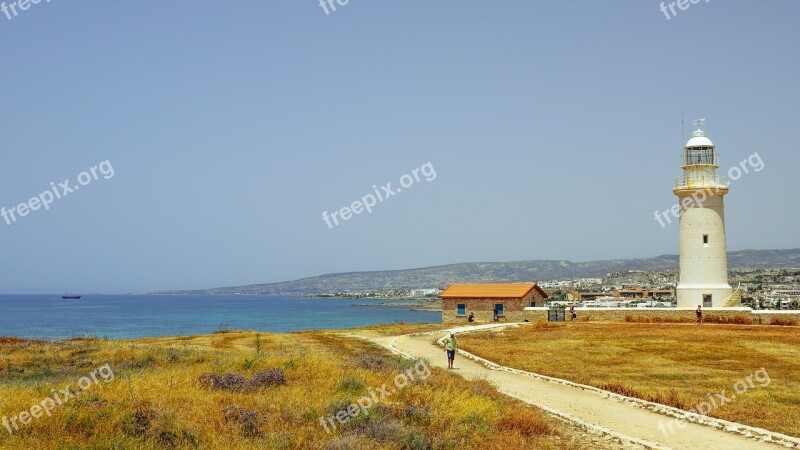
[357,325,787,450]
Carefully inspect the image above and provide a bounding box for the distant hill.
[149,249,800,296]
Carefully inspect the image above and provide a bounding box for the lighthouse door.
[703,295,712,307]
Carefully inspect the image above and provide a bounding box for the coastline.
[353,299,442,312]
[0,294,441,340]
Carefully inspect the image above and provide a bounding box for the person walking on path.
[695,305,704,324]
[444,333,458,369]
[569,304,577,321]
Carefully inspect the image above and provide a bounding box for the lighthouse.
[674,119,737,308]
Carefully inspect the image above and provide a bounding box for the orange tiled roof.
[438,283,539,299]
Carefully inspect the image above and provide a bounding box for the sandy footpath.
[355,325,787,450]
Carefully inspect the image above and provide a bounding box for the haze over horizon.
[1,1,798,294]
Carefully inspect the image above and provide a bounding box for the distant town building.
[771,289,800,297]
[439,283,547,323]
[410,289,440,297]
[566,288,674,302]
[538,278,603,289]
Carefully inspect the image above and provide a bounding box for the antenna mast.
[681,112,685,147]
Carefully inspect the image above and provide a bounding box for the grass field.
[359,322,479,336]
[0,329,600,449]
[457,322,800,437]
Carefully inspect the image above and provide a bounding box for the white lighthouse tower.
[674,119,738,308]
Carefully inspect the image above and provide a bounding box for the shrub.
[209,373,245,391]
[403,404,431,424]
[199,368,286,392]
[156,430,200,448]
[704,314,753,325]
[164,348,184,362]
[338,376,366,394]
[323,435,371,450]
[399,428,432,450]
[325,398,355,418]
[463,410,492,432]
[222,406,265,438]
[600,383,689,410]
[398,358,426,372]
[371,403,403,418]
[470,379,500,400]
[358,419,405,443]
[251,368,286,387]
[498,406,552,437]
[213,323,234,334]
[770,317,798,326]
[282,359,298,369]
[649,388,688,410]
[356,354,390,371]
[199,373,249,391]
[241,358,256,370]
[132,354,157,369]
[599,382,643,399]
[122,402,157,437]
[254,333,262,356]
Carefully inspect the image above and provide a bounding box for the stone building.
[440,283,548,323]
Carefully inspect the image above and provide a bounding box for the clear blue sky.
[1,1,798,294]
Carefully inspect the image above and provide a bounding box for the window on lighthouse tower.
[703,234,709,247]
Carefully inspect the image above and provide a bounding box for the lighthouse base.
[676,284,733,309]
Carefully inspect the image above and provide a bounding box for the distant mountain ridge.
[150,249,800,296]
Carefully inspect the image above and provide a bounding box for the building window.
[703,234,709,247]
[703,294,712,307]
[530,301,537,308]
[495,304,504,316]
[457,304,466,315]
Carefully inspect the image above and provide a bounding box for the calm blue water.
[0,295,441,339]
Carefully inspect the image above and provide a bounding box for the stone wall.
[752,310,800,325]
[443,306,800,325]
[565,307,754,323]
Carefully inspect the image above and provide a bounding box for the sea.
[0,295,441,339]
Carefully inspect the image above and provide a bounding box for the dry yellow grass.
[359,322,488,336]
[0,330,586,449]
[458,322,800,437]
